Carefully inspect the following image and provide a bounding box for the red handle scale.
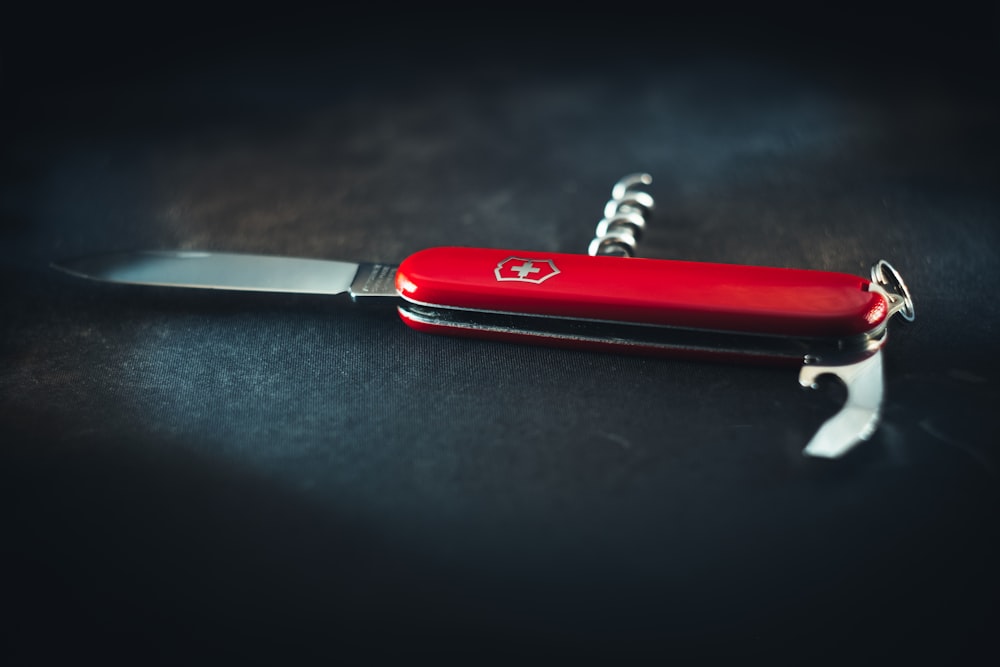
[395,247,887,338]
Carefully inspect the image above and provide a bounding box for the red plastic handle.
[395,247,887,338]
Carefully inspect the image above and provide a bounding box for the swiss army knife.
[55,174,915,458]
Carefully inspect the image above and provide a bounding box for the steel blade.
[54,251,373,296]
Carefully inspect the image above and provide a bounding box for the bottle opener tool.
[54,174,915,458]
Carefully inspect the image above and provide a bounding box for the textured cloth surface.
[2,8,998,661]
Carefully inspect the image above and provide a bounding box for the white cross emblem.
[510,261,541,279]
[494,257,560,284]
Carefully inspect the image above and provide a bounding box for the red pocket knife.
[54,177,914,459]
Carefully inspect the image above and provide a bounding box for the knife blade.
[54,246,914,457]
[52,250,374,296]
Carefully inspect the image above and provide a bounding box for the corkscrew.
[587,173,655,257]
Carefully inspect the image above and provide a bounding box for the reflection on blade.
[799,350,884,458]
[53,251,362,296]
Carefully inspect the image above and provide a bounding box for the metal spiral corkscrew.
[587,173,655,257]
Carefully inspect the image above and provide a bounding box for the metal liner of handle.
[588,173,655,257]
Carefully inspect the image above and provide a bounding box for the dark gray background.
[3,5,998,662]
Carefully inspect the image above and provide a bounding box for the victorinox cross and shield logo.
[494,257,561,284]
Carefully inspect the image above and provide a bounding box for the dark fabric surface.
[3,6,998,662]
